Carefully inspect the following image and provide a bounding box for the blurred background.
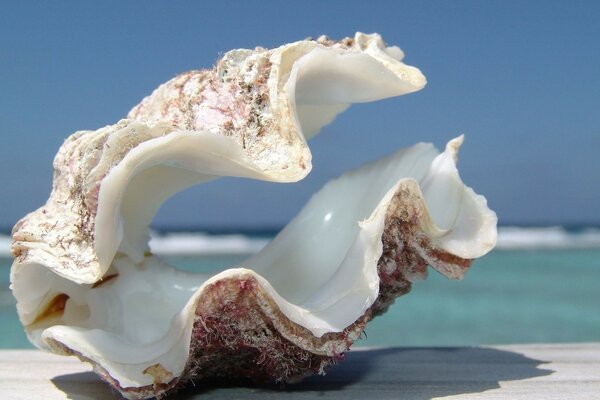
[1,1,598,348]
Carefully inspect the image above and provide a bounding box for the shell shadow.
[171,346,553,400]
[51,347,553,399]
[51,371,117,400]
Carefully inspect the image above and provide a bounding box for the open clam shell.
[10,33,497,399]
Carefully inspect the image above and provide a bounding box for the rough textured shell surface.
[10,33,497,399]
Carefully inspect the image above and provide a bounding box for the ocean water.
[1,227,599,349]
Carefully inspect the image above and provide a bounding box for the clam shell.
[10,33,496,399]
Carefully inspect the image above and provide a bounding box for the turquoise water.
[2,249,599,348]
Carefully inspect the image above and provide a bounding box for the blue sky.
[1,1,599,230]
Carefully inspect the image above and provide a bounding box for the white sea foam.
[0,235,11,258]
[147,232,269,255]
[2,227,600,256]
[0,232,268,257]
[495,226,600,250]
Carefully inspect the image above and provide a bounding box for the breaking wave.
[2,226,600,256]
[148,232,269,254]
[495,226,600,250]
